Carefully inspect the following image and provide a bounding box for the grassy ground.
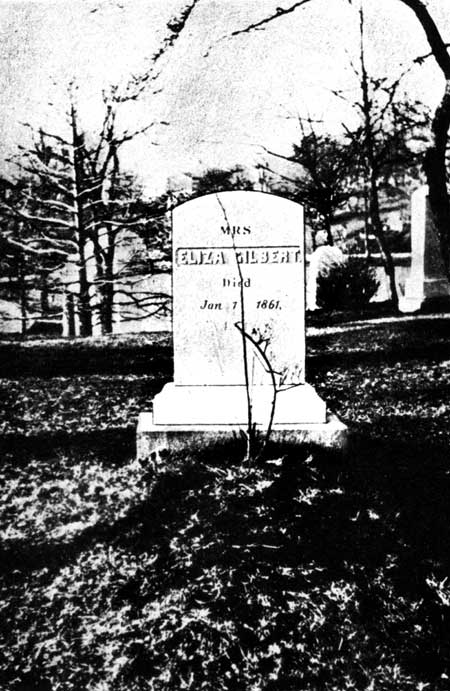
[1,318,450,690]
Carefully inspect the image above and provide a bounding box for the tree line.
[0,1,199,336]
[223,0,450,294]
[0,90,172,336]
[0,0,448,333]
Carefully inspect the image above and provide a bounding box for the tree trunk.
[90,222,115,335]
[368,172,399,310]
[40,272,49,315]
[102,239,115,334]
[359,6,399,310]
[324,214,334,246]
[423,82,450,280]
[399,1,450,278]
[363,186,371,257]
[65,292,76,337]
[91,231,107,334]
[77,242,92,337]
[70,100,92,337]
[18,259,27,336]
[102,281,114,334]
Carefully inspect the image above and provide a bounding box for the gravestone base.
[137,383,347,460]
[136,412,347,460]
[400,277,450,313]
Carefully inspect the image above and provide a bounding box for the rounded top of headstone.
[173,190,304,247]
[174,189,304,212]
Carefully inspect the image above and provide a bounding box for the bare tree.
[2,111,172,335]
[0,131,90,332]
[217,195,291,463]
[206,0,450,278]
[343,6,428,309]
[0,0,200,335]
[104,189,172,329]
[2,103,110,337]
[403,0,450,278]
[0,179,37,333]
[261,117,357,247]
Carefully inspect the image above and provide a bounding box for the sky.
[0,0,449,196]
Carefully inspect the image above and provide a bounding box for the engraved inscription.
[198,298,282,312]
[222,277,250,287]
[221,225,251,236]
[200,300,223,310]
[176,246,302,266]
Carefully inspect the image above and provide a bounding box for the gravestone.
[401,185,450,312]
[137,191,346,457]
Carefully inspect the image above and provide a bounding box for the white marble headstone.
[401,185,450,312]
[151,190,326,426]
[172,191,305,388]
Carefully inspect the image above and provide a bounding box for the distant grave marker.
[401,186,450,312]
[137,191,346,456]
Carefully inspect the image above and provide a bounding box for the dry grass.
[1,318,450,690]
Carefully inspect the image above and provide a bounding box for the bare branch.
[400,0,450,78]
[8,207,74,229]
[234,321,278,456]
[204,0,312,57]
[101,218,147,228]
[22,196,77,215]
[375,65,414,124]
[415,43,450,65]
[5,237,70,258]
[20,122,75,149]
[8,158,74,195]
[116,0,201,101]
[113,121,169,148]
[77,181,103,198]
[41,234,78,251]
[260,144,297,163]
[258,164,300,185]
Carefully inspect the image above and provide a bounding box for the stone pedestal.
[137,381,347,459]
[401,186,450,312]
[137,411,347,459]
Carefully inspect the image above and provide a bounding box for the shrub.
[316,256,379,310]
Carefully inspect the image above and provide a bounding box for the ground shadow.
[0,426,136,467]
[2,420,450,687]
[0,340,173,378]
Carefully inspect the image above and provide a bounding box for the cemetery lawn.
[1,316,450,690]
